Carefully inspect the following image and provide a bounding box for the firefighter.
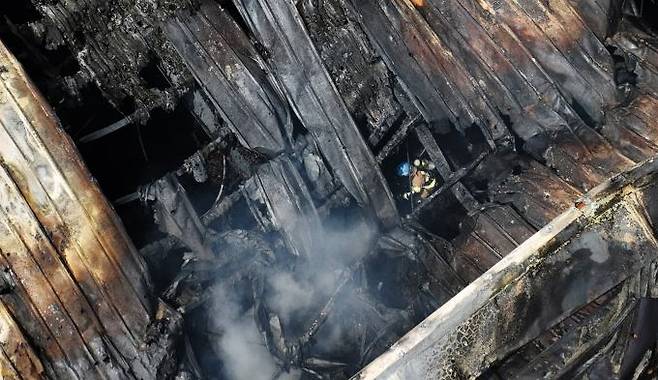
[397,158,438,200]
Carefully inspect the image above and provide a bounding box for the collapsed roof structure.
[0,0,656,378]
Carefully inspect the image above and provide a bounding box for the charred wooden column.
[0,40,180,379]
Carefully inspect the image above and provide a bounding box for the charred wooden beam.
[231,0,399,228]
[0,38,179,379]
[164,3,327,260]
[298,0,406,147]
[165,3,291,154]
[346,0,507,148]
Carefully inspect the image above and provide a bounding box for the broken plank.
[232,0,399,228]
[244,156,323,260]
[166,3,290,152]
[490,160,582,229]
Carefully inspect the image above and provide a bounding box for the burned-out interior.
[0,0,657,379]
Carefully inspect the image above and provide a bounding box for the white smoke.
[268,271,315,321]
[209,215,378,380]
[209,286,280,380]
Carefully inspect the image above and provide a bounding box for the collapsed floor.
[0,0,657,379]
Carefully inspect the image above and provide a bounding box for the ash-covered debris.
[1,0,658,378]
[298,0,406,147]
[128,126,456,378]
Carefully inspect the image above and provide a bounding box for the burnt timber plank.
[452,205,536,282]
[490,160,583,229]
[512,0,615,82]
[346,0,508,146]
[469,0,616,110]
[232,0,399,229]
[243,156,324,259]
[568,0,615,39]
[504,283,636,378]
[413,1,631,190]
[0,302,46,379]
[418,0,610,124]
[0,245,77,378]
[602,94,658,163]
[0,39,177,379]
[601,120,658,163]
[414,125,538,281]
[165,3,324,260]
[298,0,405,147]
[148,174,215,259]
[2,1,656,378]
[165,4,290,154]
[0,164,135,378]
[432,0,608,124]
[0,54,151,338]
[350,0,631,191]
[379,228,466,306]
[411,1,546,135]
[421,0,632,188]
[0,168,105,378]
[482,205,536,246]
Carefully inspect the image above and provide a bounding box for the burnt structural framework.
[0,0,656,379]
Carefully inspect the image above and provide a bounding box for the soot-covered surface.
[0,0,657,378]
